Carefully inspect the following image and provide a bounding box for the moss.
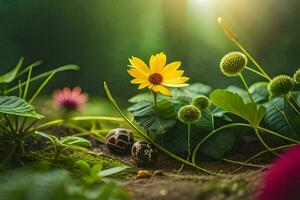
[23,151,135,177]
[197,173,258,200]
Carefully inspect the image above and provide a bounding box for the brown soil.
[93,144,264,200]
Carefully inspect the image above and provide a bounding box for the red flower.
[257,144,300,200]
[53,87,88,111]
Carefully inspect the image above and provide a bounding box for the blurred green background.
[0,0,299,98]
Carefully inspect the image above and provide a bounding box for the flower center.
[148,73,163,85]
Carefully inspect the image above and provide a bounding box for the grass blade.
[29,71,56,104]
[6,65,79,94]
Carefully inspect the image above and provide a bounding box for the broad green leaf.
[60,136,91,148]
[128,99,177,135]
[171,83,212,98]
[128,93,153,103]
[262,97,299,138]
[0,57,23,83]
[249,82,269,104]
[200,130,236,159]
[209,89,266,126]
[0,96,43,119]
[97,165,129,177]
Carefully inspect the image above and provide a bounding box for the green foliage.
[0,169,131,200]
[200,130,236,159]
[0,96,43,119]
[36,132,92,166]
[262,97,300,138]
[210,89,266,126]
[0,57,23,84]
[128,99,177,135]
[77,160,130,184]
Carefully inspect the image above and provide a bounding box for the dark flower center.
[148,73,163,85]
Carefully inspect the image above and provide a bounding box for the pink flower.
[53,87,88,111]
[257,144,300,200]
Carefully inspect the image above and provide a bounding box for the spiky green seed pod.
[268,75,294,96]
[293,68,300,84]
[192,95,210,110]
[178,105,201,124]
[220,52,247,76]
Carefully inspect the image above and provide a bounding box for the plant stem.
[233,40,271,81]
[191,123,299,164]
[253,128,277,156]
[3,115,14,134]
[222,158,264,169]
[286,94,300,115]
[208,109,215,131]
[245,66,269,80]
[231,144,296,173]
[36,116,125,130]
[51,150,60,168]
[239,73,254,103]
[152,90,158,112]
[178,123,192,173]
[104,82,222,176]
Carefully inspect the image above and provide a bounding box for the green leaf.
[209,89,266,126]
[262,97,299,138]
[200,130,236,159]
[249,82,269,104]
[128,99,177,134]
[0,96,43,119]
[171,83,212,98]
[97,165,129,177]
[0,57,23,84]
[60,136,91,148]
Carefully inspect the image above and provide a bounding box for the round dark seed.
[105,128,134,154]
[131,141,158,166]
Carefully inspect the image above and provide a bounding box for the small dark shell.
[105,128,134,154]
[131,141,158,166]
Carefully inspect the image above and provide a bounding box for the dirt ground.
[93,145,263,200]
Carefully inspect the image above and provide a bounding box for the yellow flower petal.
[162,83,189,87]
[160,61,181,75]
[156,52,166,72]
[129,57,150,75]
[149,54,157,73]
[130,79,147,84]
[127,69,147,79]
[163,70,184,80]
[163,77,189,84]
[138,82,150,89]
[152,85,172,96]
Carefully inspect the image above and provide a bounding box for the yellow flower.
[127,52,189,96]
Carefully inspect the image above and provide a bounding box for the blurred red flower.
[257,144,300,200]
[53,87,88,111]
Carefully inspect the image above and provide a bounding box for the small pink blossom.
[257,144,300,200]
[53,87,88,111]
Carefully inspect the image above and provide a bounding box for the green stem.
[208,109,215,131]
[36,116,125,130]
[222,158,264,169]
[233,40,271,81]
[4,115,14,134]
[104,82,222,176]
[152,90,158,112]
[245,66,269,80]
[231,144,295,173]
[178,123,192,173]
[254,128,277,156]
[51,150,60,168]
[239,73,254,103]
[286,94,300,115]
[191,123,299,164]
